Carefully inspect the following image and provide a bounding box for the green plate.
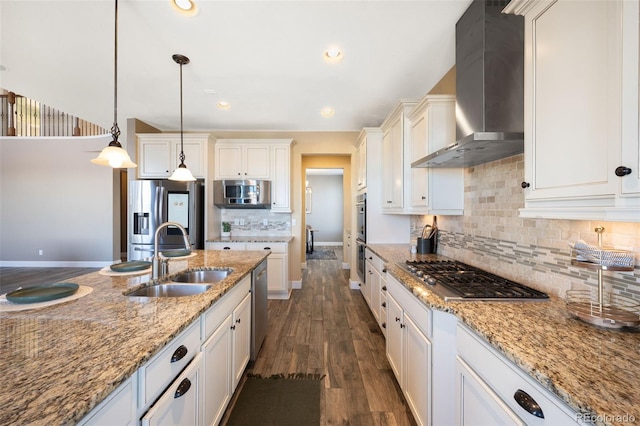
[161,249,192,258]
[110,260,152,272]
[6,283,79,304]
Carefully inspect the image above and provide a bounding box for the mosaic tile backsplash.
[220,210,291,237]
[411,155,640,301]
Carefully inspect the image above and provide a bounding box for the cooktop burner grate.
[402,260,549,301]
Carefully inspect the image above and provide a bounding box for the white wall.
[306,174,343,244]
[0,135,118,266]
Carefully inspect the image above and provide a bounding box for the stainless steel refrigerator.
[128,179,204,261]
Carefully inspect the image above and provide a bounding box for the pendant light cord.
[110,0,121,146]
[179,60,185,165]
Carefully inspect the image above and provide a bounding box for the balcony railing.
[1,91,107,137]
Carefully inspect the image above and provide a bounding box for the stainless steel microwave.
[213,179,272,209]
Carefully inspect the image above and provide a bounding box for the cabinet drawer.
[139,321,201,408]
[202,276,251,340]
[387,274,431,338]
[207,242,246,251]
[246,242,286,253]
[364,249,385,275]
[457,324,580,424]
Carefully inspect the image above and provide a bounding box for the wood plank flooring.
[222,247,416,425]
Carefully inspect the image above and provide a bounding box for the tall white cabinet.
[506,0,640,222]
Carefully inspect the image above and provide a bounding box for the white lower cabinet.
[77,376,136,426]
[141,353,203,426]
[456,324,582,425]
[202,315,233,426]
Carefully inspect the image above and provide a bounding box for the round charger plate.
[6,283,79,304]
[110,260,152,272]
[161,249,192,258]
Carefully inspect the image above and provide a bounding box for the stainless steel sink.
[170,269,231,284]
[127,283,212,298]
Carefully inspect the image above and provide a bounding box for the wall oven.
[356,193,366,282]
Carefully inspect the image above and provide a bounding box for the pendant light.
[168,54,196,181]
[91,0,137,169]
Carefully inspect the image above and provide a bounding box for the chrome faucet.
[152,221,192,280]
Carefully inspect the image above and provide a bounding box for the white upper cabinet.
[356,136,367,191]
[407,94,464,215]
[506,0,639,222]
[137,133,210,179]
[270,142,292,213]
[214,141,270,180]
[381,100,417,212]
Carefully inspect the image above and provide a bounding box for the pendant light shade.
[92,0,137,169]
[169,54,196,182]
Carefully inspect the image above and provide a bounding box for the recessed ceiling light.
[217,101,231,110]
[320,107,335,118]
[323,47,343,63]
[171,0,198,16]
[204,89,217,94]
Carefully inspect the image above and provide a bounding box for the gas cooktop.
[400,260,549,302]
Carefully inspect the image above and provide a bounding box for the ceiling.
[0,0,471,134]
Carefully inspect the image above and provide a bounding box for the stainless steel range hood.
[413,0,524,168]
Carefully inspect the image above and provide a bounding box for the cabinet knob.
[521,181,530,189]
[514,389,544,419]
[615,166,632,177]
[382,286,387,291]
[382,302,386,308]
[421,196,426,200]
[382,322,386,329]
[382,269,387,273]
[231,325,236,330]
[174,378,192,399]
[236,318,241,324]
[395,317,400,322]
[170,345,188,363]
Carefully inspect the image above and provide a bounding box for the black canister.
[417,236,437,254]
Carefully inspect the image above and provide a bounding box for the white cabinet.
[270,142,292,212]
[77,377,136,426]
[381,101,416,211]
[231,292,251,389]
[364,248,386,333]
[202,315,232,426]
[506,0,639,222]
[356,137,367,191]
[207,241,291,299]
[137,133,210,179]
[406,95,464,215]
[456,324,581,425]
[141,353,203,426]
[214,142,270,179]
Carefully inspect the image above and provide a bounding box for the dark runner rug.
[306,248,337,260]
[226,373,324,426]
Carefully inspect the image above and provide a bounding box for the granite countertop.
[0,249,269,425]
[207,236,293,243]
[367,243,640,426]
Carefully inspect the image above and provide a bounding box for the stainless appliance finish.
[213,179,271,209]
[355,193,367,282]
[251,259,268,361]
[128,179,204,260]
[412,0,525,168]
[400,260,549,301]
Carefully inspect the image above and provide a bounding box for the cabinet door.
[271,144,291,212]
[404,312,431,426]
[456,358,524,426]
[231,293,251,390]
[215,145,243,178]
[139,139,172,178]
[382,118,404,210]
[621,0,640,197]
[141,353,203,426]
[244,145,270,178]
[78,377,136,426]
[386,293,403,384]
[523,0,620,202]
[202,316,232,426]
[266,253,286,294]
[173,140,204,178]
[357,139,367,190]
[366,261,380,322]
[410,112,428,208]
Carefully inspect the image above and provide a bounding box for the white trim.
[0,260,112,267]
[342,262,350,270]
[291,280,302,290]
[349,280,361,290]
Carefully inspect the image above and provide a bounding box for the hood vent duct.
[413,0,524,168]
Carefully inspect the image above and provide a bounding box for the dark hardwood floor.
[0,267,100,294]
[222,246,416,425]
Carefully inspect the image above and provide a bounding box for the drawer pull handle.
[171,345,188,363]
[615,166,632,177]
[223,247,231,250]
[263,247,271,250]
[174,378,191,398]
[514,389,544,419]
[382,268,387,273]
[236,318,241,324]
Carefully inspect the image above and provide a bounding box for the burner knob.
[416,270,424,277]
[426,277,436,286]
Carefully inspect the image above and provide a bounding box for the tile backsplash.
[411,155,640,301]
[220,210,291,237]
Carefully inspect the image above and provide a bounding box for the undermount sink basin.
[127,283,212,298]
[170,269,231,284]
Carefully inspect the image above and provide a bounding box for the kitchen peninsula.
[367,244,640,426]
[0,250,269,425]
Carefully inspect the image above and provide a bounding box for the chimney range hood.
[413,0,524,168]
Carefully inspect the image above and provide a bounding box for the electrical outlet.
[240,219,245,226]
[38,249,43,256]
[292,218,297,226]
[263,219,269,226]
[234,219,240,225]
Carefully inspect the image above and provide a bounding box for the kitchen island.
[368,243,640,426]
[0,249,269,425]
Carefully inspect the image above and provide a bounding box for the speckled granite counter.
[0,250,269,425]
[367,243,640,426]
[207,236,293,243]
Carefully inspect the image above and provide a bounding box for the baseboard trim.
[349,279,361,290]
[291,280,302,290]
[342,262,350,270]
[0,260,112,267]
